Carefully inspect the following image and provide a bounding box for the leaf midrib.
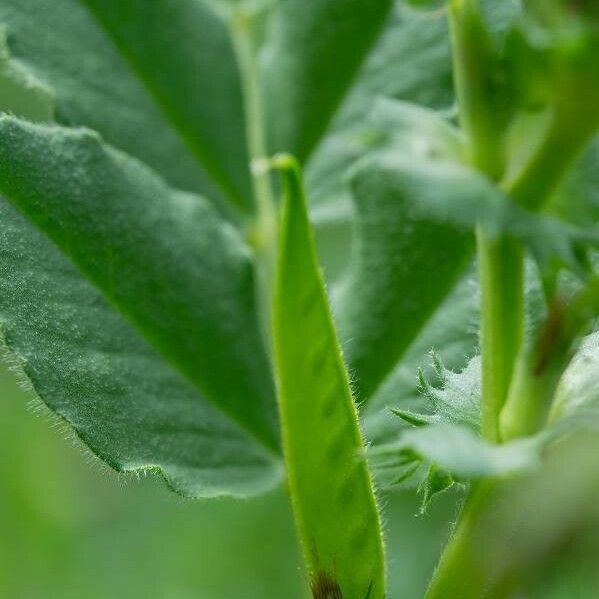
[61,1,284,454]
[76,0,249,215]
[0,174,280,459]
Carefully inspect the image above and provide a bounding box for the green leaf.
[377,312,599,491]
[0,117,281,491]
[0,27,53,122]
[332,5,455,126]
[551,139,599,226]
[262,0,394,161]
[367,98,464,160]
[307,3,455,197]
[405,0,445,9]
[363,268,480,447]
[0,198,281,498]
[79,0,252,209]
[405,424,541,478]
[358,150,597,285]
[380,264,555,435]
[0,0,236,206]
[370,267,480,394]
[400,354,482,432]
[272,156,385,599]
[419,465,455,514]
[337,145,475,403]
[481,0,523,36]
[307,5,455,279]
[370,424,541,486]
[550,331,599,425]
[363,257,544,447]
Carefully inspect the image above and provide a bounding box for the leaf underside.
[338,151,475,403]
[0,116,281,497]
[0,0,234,206]
[0,196,281,497]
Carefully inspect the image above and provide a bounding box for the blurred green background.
[0,363,457,599]
[4,361,599,598]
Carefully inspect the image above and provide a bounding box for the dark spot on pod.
[325,435,345,464]
[311,570,343,599]
[310,342,331,375]
[337,466,361,506]
[320,383,339,420]
[302,286,320,317]
[349,520,372,554]
[324,421,352,464]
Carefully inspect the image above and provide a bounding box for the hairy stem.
[430,96,598,599]
[428,120,597,587]
[495,109,598,438]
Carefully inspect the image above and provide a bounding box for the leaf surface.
[0,0,240,207]
[307,4,454,213]
[0,197,281,497]
[550,331,599,425]
[362,265,480,451]
[79,0,252,209]
[262,0,393,161]
[376,424,540,481]
[272,156,385,599]
[0,27,53,123]
[0,117,280,483]
[395,355,482,432]
[337,149,475,403]
[339,133,599,407]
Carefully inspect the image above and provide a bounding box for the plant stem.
[425,481,498,599]
[448,0,506,179]
[428,2,599,595]
[496,110,598,439]
[507,107,599,211]
[229,6,278,347]
[502,278,599,439]
[477,232,524,442]
[427,1,522,594]
[449,0,524,441]
[427,117,597,586]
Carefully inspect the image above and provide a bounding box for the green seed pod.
[272,155,386,599]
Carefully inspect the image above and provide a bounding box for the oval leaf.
[0,116,281,496]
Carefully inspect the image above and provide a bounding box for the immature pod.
[272,155,386,599]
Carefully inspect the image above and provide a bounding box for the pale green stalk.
[229,5,278,347]
[426,1,597,595]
